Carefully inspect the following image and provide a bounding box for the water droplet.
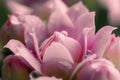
[61,31,68,36]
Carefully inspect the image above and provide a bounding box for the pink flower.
[2,1,116,80]
[0,13,47,46]
[104,34,120,71]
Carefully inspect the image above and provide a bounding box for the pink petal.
[43,42,74,63]
[75,12,95,47]
[41,59,75,80]
[105,36,120,71]
[77,59,120,80]
[30,76,62,80]
[74,12,95,56]
[75,12,95,39]
[91,26,116,58]
[68,1,89,22]
[40,31,82,62]
[23,15,47,57]
[0,14,25,46]
[55,31,82,62]
[23,15,47,45]
[70,54,96,80]
[48,11,74,36]
[4,39,41,72]
[7,0,33,14]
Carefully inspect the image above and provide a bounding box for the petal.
[77,59,120,80]
[23,15,47,45]
[40,31,82,62]
[41,59,75,80]
[0,14,25,46]
[75,12,95,41]
[73,12,95,56]
[7,0,33,14]
[43,42,74,63]
[23,15,47,57]
[105,36,120,71]
[2,55,31,80]
[70,54,96,80]
[4,39,41,72]
[91,26,116,58]
[55,31,82,62]
[68,1,89,22]
[30,76,62,80]
[48,11,74,36]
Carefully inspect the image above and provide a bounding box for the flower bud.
[2,55,31,80]
[0,14,24,47]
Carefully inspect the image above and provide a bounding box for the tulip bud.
[2,55,31,80]
[0,14,24,47]
[71,58,120,80]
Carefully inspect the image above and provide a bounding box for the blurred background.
[0,0,120,35]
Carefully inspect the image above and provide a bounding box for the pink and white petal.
[23,15,47,57]
[80,27,94,57]
[75,12,95,47]
[105,37,120,71]
[7,0,33,14]
[30,76,62,80]
[92,26,116,58]
[41,59,75,80]
[68,1,89,22]
[55,31,82,62]
[48,11,74,36]
[23,15,47,45]
[43,42,74,63]
[70,54,96,80]
[4,39,41,72]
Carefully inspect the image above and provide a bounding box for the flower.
[0,13,47,47]
[71,57,120,80]
[104,34,120,71]
[1,1,117,80]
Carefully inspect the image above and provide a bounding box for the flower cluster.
[1,0,120,80]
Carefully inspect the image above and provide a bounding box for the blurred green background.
[0,0,10,28]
